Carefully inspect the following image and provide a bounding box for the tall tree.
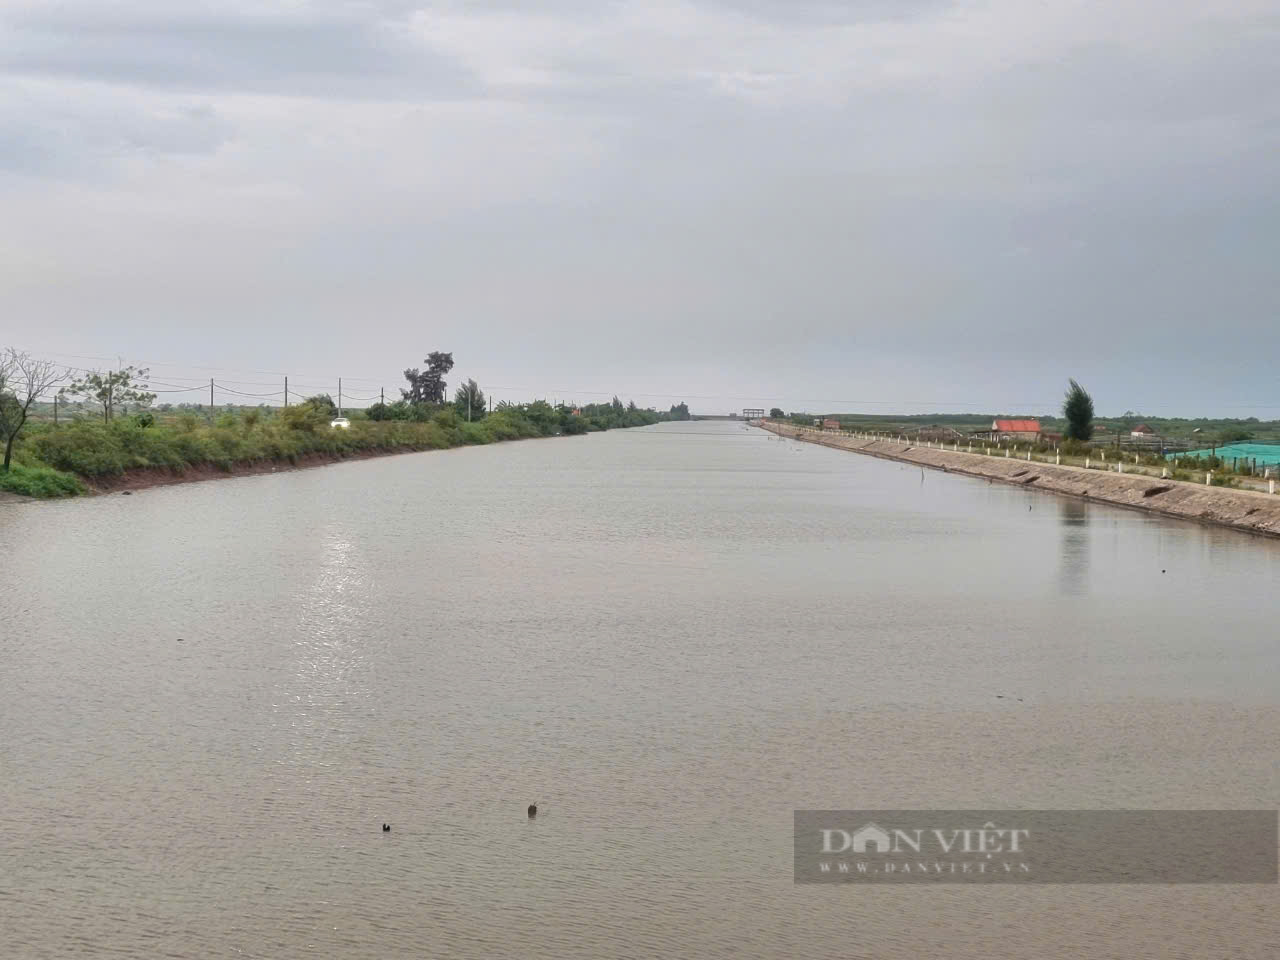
[1063,378,1095,441]
[401,351,454,405]
[401,366,424,404]
[454,379,486,420]
[1,349,70,471]
[60,366,156,422]
[769,407,784,418]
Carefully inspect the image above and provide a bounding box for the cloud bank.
[2,0,1276,415]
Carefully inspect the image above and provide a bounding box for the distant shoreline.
[759,421,1280,541]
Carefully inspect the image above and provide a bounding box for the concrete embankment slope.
[760,421,1280,540]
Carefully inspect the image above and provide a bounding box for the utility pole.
[338,378,343,417]
[210,378,214,418]
[467,387,471,422]
[380,387,384,407]
[284,376,288,408]
[54,393,58,425]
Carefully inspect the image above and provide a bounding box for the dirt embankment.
[82,447,425,494]
[760,421,1280,540]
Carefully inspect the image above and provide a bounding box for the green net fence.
[1173,443,1280,467]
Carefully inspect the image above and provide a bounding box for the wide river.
[2,420,1278,958]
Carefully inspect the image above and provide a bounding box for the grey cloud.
[0,89,234,178]
[2,5,479,100]
[709,0,951,25]
[0,0,1277,416]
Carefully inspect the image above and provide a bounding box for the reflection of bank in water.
[1057,499,1090,597]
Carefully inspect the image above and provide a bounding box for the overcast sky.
[2,0,1277,416]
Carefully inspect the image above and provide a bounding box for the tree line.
[0,346,685,495]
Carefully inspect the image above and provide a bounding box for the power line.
[214,384,286,399]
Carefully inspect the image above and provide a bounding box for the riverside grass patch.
[11,405,555,488]
[8,397,664,496]
[0,463,85,498]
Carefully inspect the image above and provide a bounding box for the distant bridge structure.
[743,408,765,420]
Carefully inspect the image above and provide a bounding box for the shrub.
[11,394,665,491]
[33,422,129,475]
[0,463,84,498]
[280,405,327,433]
[461,421,493,445]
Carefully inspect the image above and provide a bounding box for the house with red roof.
[990,418,1041,442]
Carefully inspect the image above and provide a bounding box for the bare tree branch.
[1,348,72,471]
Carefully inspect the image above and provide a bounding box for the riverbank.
[3,400,669,499]
[760,421,1280,539]
[0,443,507,500]
[78,446,435,495]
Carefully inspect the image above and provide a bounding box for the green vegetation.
[774,410,1280,448]
[402,352,454,405]
[0,462,85,498]
[5,373,669,498]
[1063,379,1094,442]
[1218,427,1254,443]
[454,379,486,420]
[2,348,69,473]
[60,366,156,422]
[23,401,660,476]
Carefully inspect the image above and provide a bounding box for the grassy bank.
[0,463,86,498]
[5,400,665,498]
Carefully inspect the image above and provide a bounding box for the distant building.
[1130,423,1155,437]
[990,418,1041,442]
[742,408,765,419]
[822,419,841,431]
